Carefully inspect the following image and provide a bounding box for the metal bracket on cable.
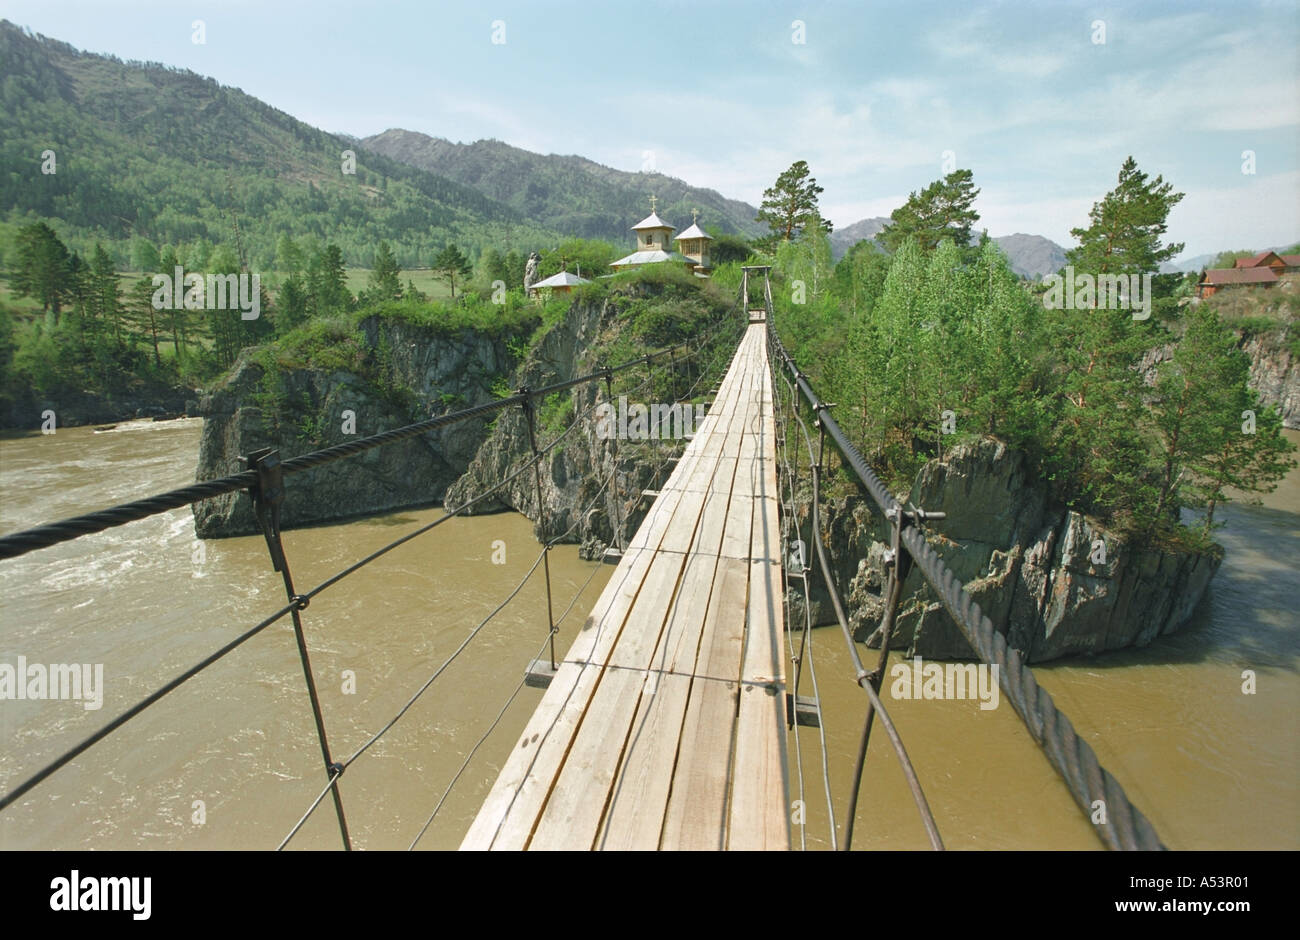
[599,365,626,566]
[243,447,287,574]
[518,386,561,681]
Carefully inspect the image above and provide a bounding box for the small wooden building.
[527,270,591,296]
[675,209,714,278]
[1196,266,1279,298]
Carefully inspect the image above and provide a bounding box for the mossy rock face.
[843,439,1223,663]
[192,318,516,538]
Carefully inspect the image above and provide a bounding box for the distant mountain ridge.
[830,217,1068,280]
[361,128,767,243]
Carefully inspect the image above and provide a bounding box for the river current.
[0,420,1295,849]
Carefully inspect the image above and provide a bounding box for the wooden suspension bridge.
[0,268,1165,853]
[463,306,789,850]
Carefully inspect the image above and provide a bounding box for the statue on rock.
[524,251,541,290]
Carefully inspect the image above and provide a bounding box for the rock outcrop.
[3,380,194,430]
[789,438,1222,663]
[191,315,518,537]
[1241,327,1298,429]
[444,289,710,558]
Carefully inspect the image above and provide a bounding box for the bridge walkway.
[461,320,788,850]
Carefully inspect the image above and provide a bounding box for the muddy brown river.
[0,420,1295,849]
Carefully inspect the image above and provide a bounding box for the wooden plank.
[650,551,721,675]
[596,671,695,850]
[727,676,789,850]
[658,677,739,850]
[527,666,650,850]
[692,556,750,682]
[718,494,753,561]
[463,470,698,847]
[530,547,697,847]
[727,339,789,850]
[658,555,748,848]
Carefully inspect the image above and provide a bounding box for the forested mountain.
[361,129,767,243]
[0,20,556,269]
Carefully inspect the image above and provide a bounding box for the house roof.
[675,223,713,241]
[1200,267,1279,285]
[530,271,590,289]
[610,249,691,267]
[1281,254,1300,267]
[631,211,674,231]
[1234,250,1284,268]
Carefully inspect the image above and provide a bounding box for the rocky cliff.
[1136,323,1296,428]
[789,438,1222,663]
[1241,327,1298,428]
[444,286,731,558]
[191,315,519,537]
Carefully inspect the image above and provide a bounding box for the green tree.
[276,234,306,276]
[277,274,309,334]
[405,278,428,303]
[131,238,161,274]
[480,247,509,286]
[1066,156,1185,276]
[432,243,472,298]
[503,250,525,290]
[307,243,350,314]
[879,169,981,253]
[1153,307,1296,537]
[833,239,892,317]
[710,232,753,265]
[11,222,73,316]
[128,275,163,368]
[89,243,123,339]
[366,240,402,302]
[756,160,832,246]
[157,246,187,359]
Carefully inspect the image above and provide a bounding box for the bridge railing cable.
[761,272,1165,851]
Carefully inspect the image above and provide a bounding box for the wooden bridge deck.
[462,322,789,850]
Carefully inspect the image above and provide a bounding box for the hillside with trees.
[0,20,556,272]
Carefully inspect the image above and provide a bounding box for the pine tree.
[432,244,472,298]
[157,246,187,359]
[11,222,73,316]
[277,275,309,334]
[756,160,832,246]
[276,234,305,277]
[879,170,981,253]
[128,275,162,368]
[307,243,351,314]
[367,240,402,302]
[89,243,123,340]
[1066,156,1185,275]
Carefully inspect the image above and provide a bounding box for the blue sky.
[3,0,1297,258]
